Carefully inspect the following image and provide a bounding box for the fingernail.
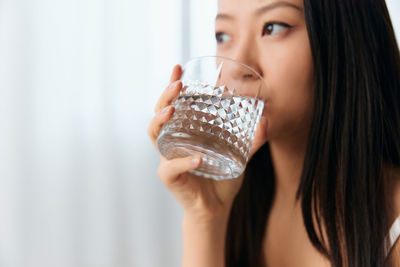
[161,106,172,114]
[191,157,201,167]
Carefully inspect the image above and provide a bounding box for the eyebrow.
[215,1,302,21]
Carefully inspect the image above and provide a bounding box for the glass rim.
[182,55,265,83]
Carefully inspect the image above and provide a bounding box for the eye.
[215,32,231,44]
[262,22,293,36]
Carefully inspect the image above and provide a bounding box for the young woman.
[148,0,400,266]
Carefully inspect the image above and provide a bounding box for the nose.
[230,38,263,81]
[215,42,264,98]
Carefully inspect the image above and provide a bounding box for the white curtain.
[0,0,216,266]
[388,0,400,39]
[0,0,397,267]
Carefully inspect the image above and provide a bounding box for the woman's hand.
[148,65,268,223]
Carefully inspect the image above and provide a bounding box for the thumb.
[157,156,202,187]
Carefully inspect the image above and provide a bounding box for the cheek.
[261,34,315,137]
[266,39,313,101]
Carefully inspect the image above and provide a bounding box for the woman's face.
[216,0,314,142]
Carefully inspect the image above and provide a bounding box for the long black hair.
[225,0,400,266]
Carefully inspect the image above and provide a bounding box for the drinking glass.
[157,56,266,180]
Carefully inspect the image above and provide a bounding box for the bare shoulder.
[393,167,400,266]
[390,242,400,267]
[385,165,400,266]
[389,166,400,216]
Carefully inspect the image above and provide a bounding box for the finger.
[148,105,175,146]
[153,65,183,113]
[154,80,182,113]
[170,64,183,83]
[157,156,202,186]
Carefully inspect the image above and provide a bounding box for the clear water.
[157,85,264,180]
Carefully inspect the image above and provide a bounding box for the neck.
[269,136,309,203]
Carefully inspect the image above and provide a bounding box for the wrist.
[181,213,229,267]
[182,213,229,232]
[182,204,232,228]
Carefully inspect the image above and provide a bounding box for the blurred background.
[0,0,398,267]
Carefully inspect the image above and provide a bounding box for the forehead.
[217,0,304,12]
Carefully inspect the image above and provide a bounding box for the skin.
[148,0,400,266]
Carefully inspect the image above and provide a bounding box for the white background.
[0,1,398,267]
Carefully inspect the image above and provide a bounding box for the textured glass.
[157,82,264,180]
